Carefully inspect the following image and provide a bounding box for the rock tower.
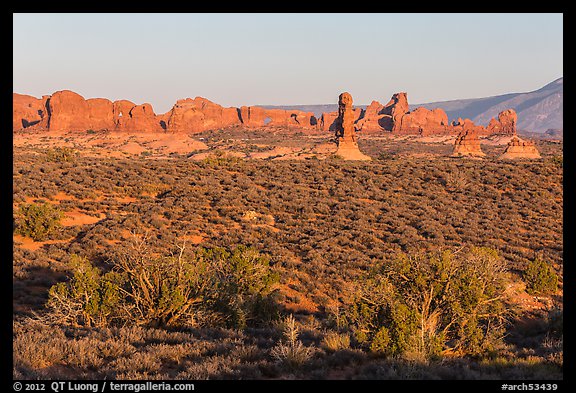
[334,92,371,160]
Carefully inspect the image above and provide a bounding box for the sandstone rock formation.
[334,92,371,161]
[12,89,521,137]
[13,93,49,130]
[118,103,163,132]
[166,97,240,133]
[320,108,362,131]
[113,100,137,128]
[87,98,114,130]
[355,100,385,132]
[452,127,485,157]
[498,135,541,159]
[394,106,449,135]
[13,90,165,133]
[487,109,518,135]
[47,90,93,131]
[240,106,317,129]
[353,92,453,135]
[388,92,410,132]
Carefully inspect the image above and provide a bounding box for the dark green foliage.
[46,241,280,329]
[199,245,280,328]
[15,202,63,241]
[524,257,558,295]
[47,254,121,327]
[343,247,509,358]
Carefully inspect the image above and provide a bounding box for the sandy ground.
[13,130,209,158]
[13,129,518,163]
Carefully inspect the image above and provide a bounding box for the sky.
[13,13,563,114]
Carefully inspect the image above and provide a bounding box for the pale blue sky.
[13,13,563,114]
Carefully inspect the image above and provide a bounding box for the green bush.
[343,247,509,358]
[47,254,121,327]
[199,245,281,328]
[15,202,63,241]
[46,240,280,329]
[524,257,558,295]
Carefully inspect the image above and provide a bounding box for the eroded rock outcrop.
[354,92,453,135]
[320,108,362,131]
[13,90,164,132]
[13,93,49,130]
[87,98,114,130]
[499,135,541,159]
[47,90,93,131]
[388,92,410,132]
[166,97,240,133]
[240,106,317,129]
[452,127,485,157]
[487,109,518,135]
[334,92,371,160]
[13,89,520,137]
[355,100,385,132]
[118,103,163,132]
[395,106,449,135]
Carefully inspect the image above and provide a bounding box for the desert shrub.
[547,155,562,169]
[378,152,395,161]
[442,168,471,193]
[46,146,77,162]
[199,245,281,329]
[524,257,558,295]
[343,247,509,358]
[201,150,242,167]
[46,254,122,327]
[15,202,63,241]
[46,238,280,329]
[271,315,315,369]
[321,331,351,352]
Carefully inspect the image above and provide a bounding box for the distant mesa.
[333,92,371,161]
[13,89,523,138]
